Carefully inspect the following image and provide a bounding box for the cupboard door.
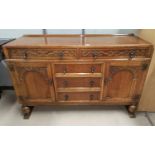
[104,61,149,103]
[13,62,55,104]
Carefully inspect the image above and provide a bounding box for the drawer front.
[57,92,100,101]
[8,48,77,59]
[56,77,101,88]
[54,64,102,73]
[80,48,152,59]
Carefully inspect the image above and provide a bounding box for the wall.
[0,29,139,38]
[137,29,155,111]
[85,29,139,34]
[0,29,42,38]
[46,29,82,34]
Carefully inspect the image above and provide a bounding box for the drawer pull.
[23,52,28,59]
[91,66,96,73]
[58,51,64,59]
[92,51,97,59]
[129,51,136,59]
[90,94,94,100]
[90,80,95,87]
[63,67,67,74]
[63,80,68,87]
[64,94,69,101]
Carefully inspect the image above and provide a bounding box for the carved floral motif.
[80,49,151,58]
[16,67,49,82]
[8,48,77,58]
[105,66,141,85]
[8,48,152,59]
[109,66,140,79]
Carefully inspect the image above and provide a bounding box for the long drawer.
[56,77,101,88]
[54,64,102,73]
[80,48,152,59]
[7,48,78,59]
[57,92,100,102]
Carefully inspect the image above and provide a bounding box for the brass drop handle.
[63,67,67,74]
[92,51,97,58]
[23,51,28,59]
[58,51,64,59]
[90,80,95,87]
[63,80,68,87]
[129,51,136,59]
[91,66,96,73]
[90,94,94,100]
[64,94,69,101]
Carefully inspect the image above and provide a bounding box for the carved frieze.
[7,48,152,59]
[80,48,151,58]
[7,63,15,72]
[8,48,77,59]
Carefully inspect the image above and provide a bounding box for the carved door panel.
[13,62,55,104]
[104,61,149,103]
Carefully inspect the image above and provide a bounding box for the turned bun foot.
[128,112,136,118]
[128,105,136,112]
[21,105,34,119]
[126,105,137,118]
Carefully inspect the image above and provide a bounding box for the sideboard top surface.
[3,34,152,48]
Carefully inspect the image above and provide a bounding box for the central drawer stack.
[53,63,104,103]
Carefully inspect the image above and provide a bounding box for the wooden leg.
[126,105,137,118]
[21,105,34,119]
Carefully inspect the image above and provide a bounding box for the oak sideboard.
[3,34,154,119]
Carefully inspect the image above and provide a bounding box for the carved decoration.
[16,67,49,83]
[9,49,28,59]
[109,66,140,80]
[81,49,151,58]
[105,67,141,100]
[141,63,149,71]
[8,48,77,58]
[8,48,152,59]
[7,63,15,72]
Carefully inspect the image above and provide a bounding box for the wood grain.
[3,34,153,118]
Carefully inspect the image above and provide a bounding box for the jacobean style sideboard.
[3,34,153,119]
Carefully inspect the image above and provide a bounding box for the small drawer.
[54,64,102,73]
[56,77,101,88]
[80,48,151,59]
[8,48,77,59]
[57,92,100,101]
